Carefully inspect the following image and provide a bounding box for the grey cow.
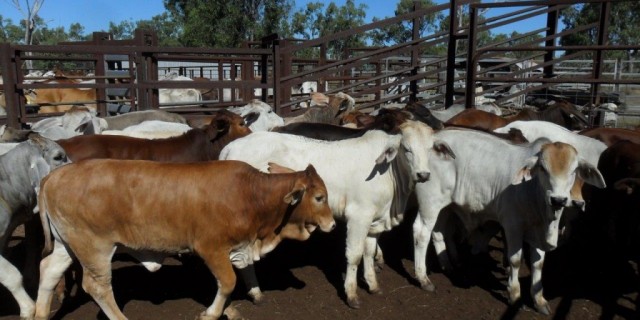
[0,134,68,319]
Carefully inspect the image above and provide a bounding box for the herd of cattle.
[0,90,639,320]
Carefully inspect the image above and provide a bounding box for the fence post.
[592,1,611,106]
[92,33,108,116]
[272,39,282,114]
[543,5,558,79]
[445,0,459,107]
[0,43,20,128]
[465,5,478,109]
[410,1,422,102]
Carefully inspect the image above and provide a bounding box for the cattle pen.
[1,0,639,129]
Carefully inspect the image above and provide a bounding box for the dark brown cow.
[579,127,640,146]
[446,101,588,131]
[58,110,250,162]
[34,160,335,320]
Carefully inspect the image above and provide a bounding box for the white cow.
[227,100,284,132]
[221,115,451,308]
[411,129,606,314]
[158,72,202,107]
[29,106,107,140]
[494,120,607,166]
[101,120,192,139]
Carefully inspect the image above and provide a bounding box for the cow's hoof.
[535,302,551,316]
[420,282,435,292]
[347,297,361,309]
[369,287,383,295]
[248,289,264,305]
[223,306,244,320]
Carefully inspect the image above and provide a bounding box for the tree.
[136,13,182,47]
[0,15,24,43]
[560,2,640,60]
[164,0,294,48]
[369,0,440,47]
[290,1,367,59]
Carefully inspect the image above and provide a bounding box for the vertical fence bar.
[543,5,558,79]
[445,0,459,107]
[0,43,20,128]
[410,1,422,102]
[272,39,281,114]
[592,0,610,106]
[465,5,478,108]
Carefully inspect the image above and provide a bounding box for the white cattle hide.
[221,119,444,308]
[227,100,284,132]
[101,120,192,139]
[411,129,605,314]
[158,72,202,106]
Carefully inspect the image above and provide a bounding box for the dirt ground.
[1,215,638,320]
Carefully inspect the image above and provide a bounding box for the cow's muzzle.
[416,172,430,183]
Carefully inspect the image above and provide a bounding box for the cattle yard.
[1,0,639,128]
[1,1,640,320]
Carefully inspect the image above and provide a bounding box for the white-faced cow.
[227,100,284,132]
[34,160,335,320]
[411,129,605,314]
[221,110,451,308]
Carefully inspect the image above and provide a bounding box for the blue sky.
[0,0,552,38]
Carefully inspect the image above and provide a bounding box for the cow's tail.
[38,176,54,257]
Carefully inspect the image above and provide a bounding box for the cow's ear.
[375,147,398,165]
[268,162,295,174]
[577,159,606,189]
[512,156,538,185]
[284,183,306,205]
[243,112,259,127]
[614,178,640,195]
[433,140,455,159]
[207,119,229,140]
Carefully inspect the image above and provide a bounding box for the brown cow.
[579,127,640,146]
[27,77,97,114]
[58,110,250,162]
[34,160,335,320]
[446,101,588,132]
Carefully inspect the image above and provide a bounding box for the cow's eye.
[53,154,64,161]
[315,195,325,203]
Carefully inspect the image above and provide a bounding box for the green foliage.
[369,0,440,47]
[560,2,640,59]
[165,0,294,48]
[290,0,367,59]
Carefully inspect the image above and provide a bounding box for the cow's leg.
[412,197,448,292]
[363,235,382,295]
[35,240,73,320]
[237,264,263,304]
[530,247,550,315]
[374,243,384,273]
[432,211,455,272]
[0,221,35,320]
[23,217,43,291]
[504,231,523,306]
[344,220,369,309]
[78,246,125,320]
[0,254,35,319]
[196,245,238,320]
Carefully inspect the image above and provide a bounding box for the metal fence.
[1,0,639,128]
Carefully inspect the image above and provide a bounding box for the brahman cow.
[446,101,589,132]
[58,110,250,162]
[227,100,284,131]
[283,92,355,125]
[101,120,193,139]
[221,111,451,308]
[0,134,68,319]
[102,109,187,130]
[589,141,640,259]
[429,103,502,122]
[579,127,640,146]
[158,72,202,107]
[34,160,335,320]
[411,129,605,314]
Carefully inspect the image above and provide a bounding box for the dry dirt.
[1,214,638,320]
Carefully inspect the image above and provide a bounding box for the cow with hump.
[411,128,606,315]
[220,109,452,308]
[34,160,334,320]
